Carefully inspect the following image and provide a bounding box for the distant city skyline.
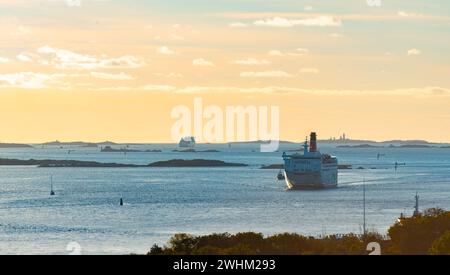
[0,0,449,143]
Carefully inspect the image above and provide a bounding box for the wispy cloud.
[268,50,284,57]
[233,58,271,66]
[0,72,82,89]
[254,16,342,27]
[240,71,293,78]
[407,48,421,56]
[229,22,248,28]
[0,72,52,89]
[16,53,34,62]
[299,68,320,74]
[267,48,309,57]
[398,11,423,18]
[0,57,10,64]
[37,46,146,70]
[193,58,214,66]
[157,46,177,55]
[90,72,134,80]
[140,84,176,92]
[154,72,184,78]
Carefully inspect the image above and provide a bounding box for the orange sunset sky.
[0,0,449,143]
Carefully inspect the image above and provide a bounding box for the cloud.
[140,84,176,92]
[229,22,248,28]
[173,86,450,97]
[292,48,309,56]
[254,16,342,27]
[0,72,82,89]
[193,58,214,66]
[154,72,184,78]
[268,49,309,57]
[398,11,423,18]
[299,68,320,74]
[90,72,134,80]
[0,57,11,64]
[157,46,177,55]
[233,58,270,66]
[60,85,450,98]
[407,48,421,56]
[37,46,145,69]
[330,33,344,38]
[0,72,52,89]
[240,71,293,78]
[268,50,284,57]
[16,53,34,62]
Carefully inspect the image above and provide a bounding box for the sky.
[0,0,449,143]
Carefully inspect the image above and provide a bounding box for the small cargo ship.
[282,132,338,190]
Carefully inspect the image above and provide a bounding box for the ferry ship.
[179,136,196,148]
[282,132,338,190]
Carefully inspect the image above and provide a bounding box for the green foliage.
[147,208,449,255]
[429,231,450,255]
[148,244,164,255]
[388,208,449,254]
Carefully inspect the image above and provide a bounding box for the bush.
[429,231,450,255]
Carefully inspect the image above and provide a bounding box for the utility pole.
[363,178,366,237]
[413,192,420,217]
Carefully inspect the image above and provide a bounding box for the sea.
[0,143,449,254]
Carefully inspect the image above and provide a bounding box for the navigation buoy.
[50,175,55,196]
[120,198,124,206]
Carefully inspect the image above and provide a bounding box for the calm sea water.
[0,144,449,254]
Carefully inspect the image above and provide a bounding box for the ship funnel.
[309,132,317,152]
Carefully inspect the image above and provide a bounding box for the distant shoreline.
[0,158,247,168]
[1,138,450,147]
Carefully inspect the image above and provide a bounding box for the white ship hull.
[284,171,337,190]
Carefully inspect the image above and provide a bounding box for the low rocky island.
[0,158,247,168]
[0,158,140,168]
[338,144,381,148]
[148,159,247,167]
[0,143,33,148]
[101,146,162,153]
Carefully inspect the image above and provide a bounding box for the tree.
[429,231,450,255]
[168,233,197,254]
[148,244,163,255]
[388,208,449,254]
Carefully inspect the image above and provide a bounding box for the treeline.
[148,208,449,255]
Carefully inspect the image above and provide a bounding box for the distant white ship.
[179,136,196,148]
[282,132,338,189]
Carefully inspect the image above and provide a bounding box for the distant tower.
[413,193,420,217]
[343,133,346,140]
